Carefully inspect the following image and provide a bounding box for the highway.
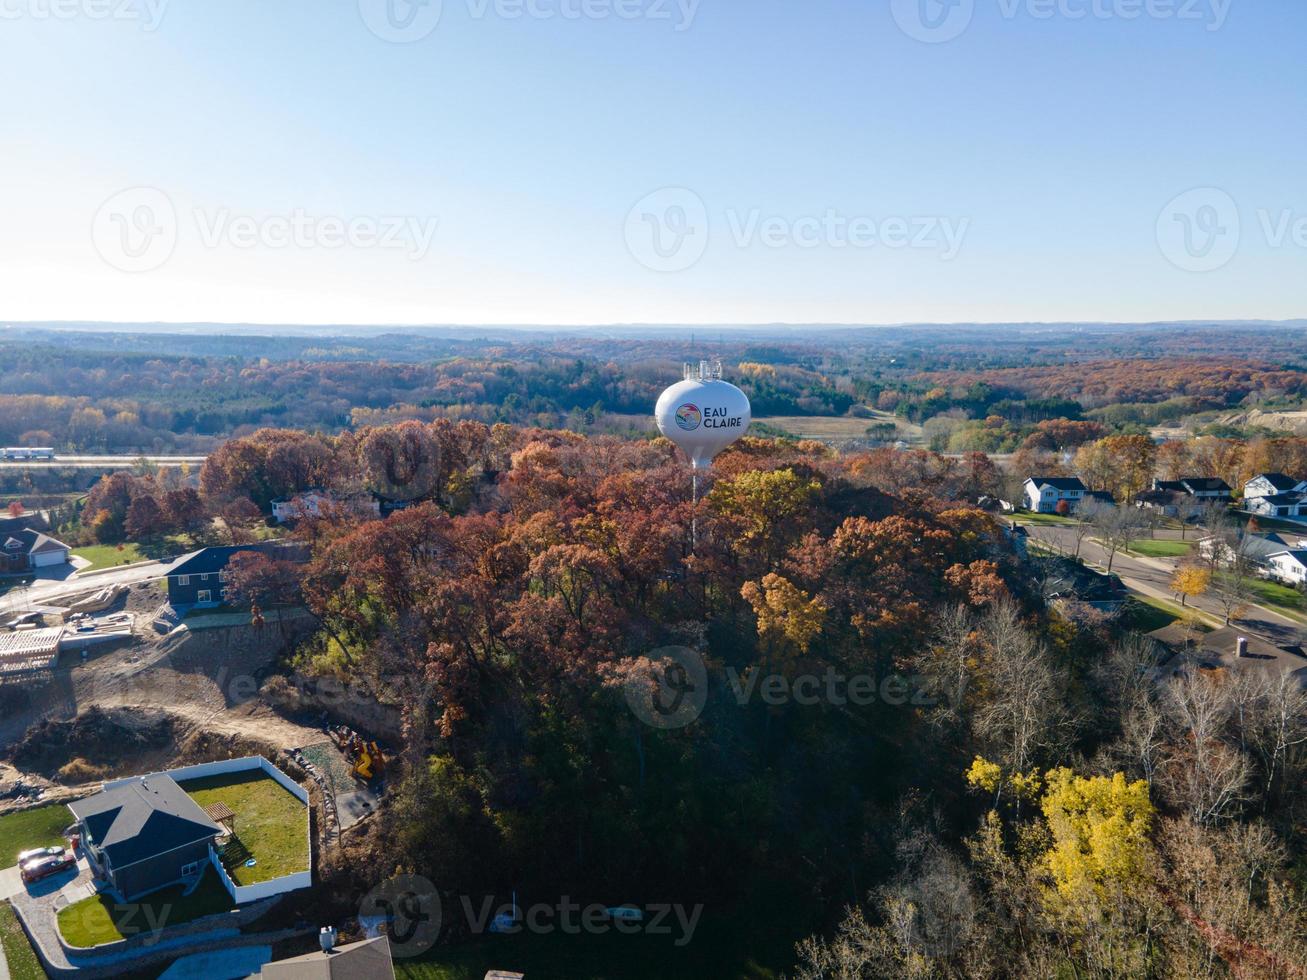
[1019,521,1305,648]
[0,455,206,469]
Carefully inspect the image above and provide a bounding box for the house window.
[218,571,229,582]
[197,590,211,603]
[181,861,200,877]
[177,575,189,586]
[200,573,210,581]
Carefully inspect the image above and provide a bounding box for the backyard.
[180,769,309,885]
[57,867,234,947]
[70,543,147,570]
[0,804,70,866]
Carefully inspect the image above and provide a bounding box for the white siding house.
[1023,477,1087,513]
[1243,474,1307,521]
[1265,550,1307,586]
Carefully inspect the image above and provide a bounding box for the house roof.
[68,774,222,869]
[1149,625,1307,690]
[1085,490,1116,504]
[1253,493,1306,506]
[1267,550,1307,568]
[261,937,395,980]
[1181,477,1231,493]
[169,542,306,578]
[1249,473,1301,493]
[1026,476,1086,492]
[1,527,70,558]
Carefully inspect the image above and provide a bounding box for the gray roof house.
[1,527,71,572]
[68,774,224,901]
[261,936,395,979]
[1148,625,1307,691]
[1153,477,1232,499]
[166,542,308,608]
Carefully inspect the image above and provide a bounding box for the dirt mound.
[6,705,175,778]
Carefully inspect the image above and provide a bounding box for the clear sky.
[1,0,1303,326]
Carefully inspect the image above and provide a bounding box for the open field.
[57,868,233,947]
[181,770,309,885]
[0,804,70,865]
[0,901,45,980]
[756,412,923,444]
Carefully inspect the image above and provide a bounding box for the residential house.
[1243,473,1307,520]
[1153,477,1232,500]
[166,542,307,608]
[1266,550,1307,587]
[1136,489,1181,517]
[1022,476,1087,513]
[271,490,380,524]
[1197,530,1300,570]
[68,774,224,901]
[1085,490,1116,507]
[1,527,71,572]
[1148,625,1307,691]
[260,936,395,979]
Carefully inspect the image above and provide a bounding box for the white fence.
[102,755,312,904]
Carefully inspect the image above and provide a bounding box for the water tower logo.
[675,403,702,431]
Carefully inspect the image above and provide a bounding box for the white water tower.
[655,360,751,470]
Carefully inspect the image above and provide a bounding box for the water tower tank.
[655,361,752,470]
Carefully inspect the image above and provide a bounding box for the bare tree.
[1161,671,1252,825]
[1088,501,1146,574]
[1227,669,1307,809]
[1212,553,1255,626]
[973,601,1072,783]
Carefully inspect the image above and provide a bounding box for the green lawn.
[1127,538,1193,559]
[180,770,309,885]
[0,901,46,980]
[57,867,234,947]
[0,804,70,866]
[1245,578,1307,619]
[71,543,146,570]
[1122,595,1211,633]
[1013,512,1081,526]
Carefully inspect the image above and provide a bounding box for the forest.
[2,322,1304,453]
[84,418,1301,979]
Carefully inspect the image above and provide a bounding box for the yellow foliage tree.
[741,573,826,655]
[1171,563,1211,607]
[1040,768,1155,899]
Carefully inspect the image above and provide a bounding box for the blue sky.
[1,0,1303,325]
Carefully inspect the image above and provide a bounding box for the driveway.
[0,560,176,616]
[0,865,21,901]
[157,945,272,979]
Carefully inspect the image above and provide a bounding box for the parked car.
[20,853,75,884]
[16,844,65,865]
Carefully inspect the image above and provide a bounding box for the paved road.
[0,455,206,469]
[0,560,176,616]
[1021,522,1305,647]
